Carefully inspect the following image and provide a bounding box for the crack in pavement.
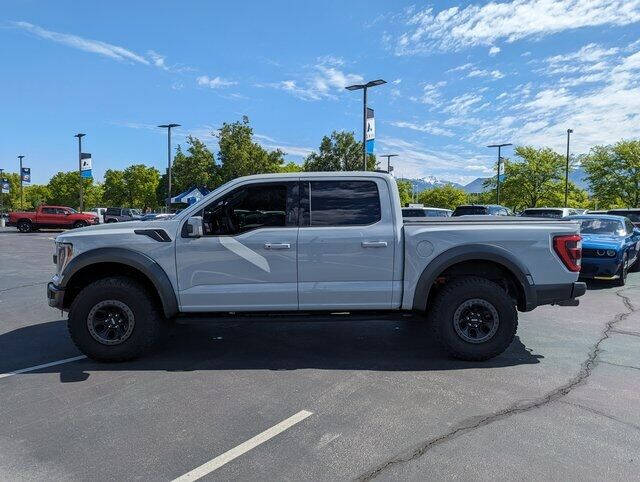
[560,400,640,432]
[357,288,637,481]
[0,282,48,293]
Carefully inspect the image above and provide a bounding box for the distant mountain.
[398,176,464,193]
[462,167,590,194]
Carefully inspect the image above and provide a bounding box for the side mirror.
[185,216,203,238]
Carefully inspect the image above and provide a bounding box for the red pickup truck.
[8,205,99,232]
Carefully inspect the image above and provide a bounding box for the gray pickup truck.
[47,172,586,362]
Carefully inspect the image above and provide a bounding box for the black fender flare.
[412,244,536,312]
[60,247,178,318]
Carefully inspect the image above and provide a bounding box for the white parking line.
[0,355,87,379]
[173,410,313,482]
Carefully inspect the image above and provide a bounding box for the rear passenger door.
[297,178,396,310]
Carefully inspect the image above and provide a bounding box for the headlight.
[54,242,73,274]
[596,249,605,256]
[606,249,616,257]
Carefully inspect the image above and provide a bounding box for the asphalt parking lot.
[1,227,639,481]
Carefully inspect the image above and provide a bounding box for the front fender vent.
[134,229,171,242]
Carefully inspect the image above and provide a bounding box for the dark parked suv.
[103,208,142,223]
[607,209,640,227]
[452,204,513,217]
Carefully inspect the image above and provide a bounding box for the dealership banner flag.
[1,180,9,193]
[81,153,92,179]
[365,107,375,154]
[21,167,31,183]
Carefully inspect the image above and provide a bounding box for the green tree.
[417,185,468,210]
[279,161,302,173]
[103,169,127,207]
[217,116,285,182]
[303,131,377,171]
[484,146,568,209]
[583,140,640,208]
[123,164,160,210]
[24,184,51,209]
[396,179,413,206]
[47,171,102,210]
[171,137,218,194]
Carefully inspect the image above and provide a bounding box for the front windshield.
[578,218,624,235]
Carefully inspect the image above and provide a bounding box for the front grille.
[583,248,598,258]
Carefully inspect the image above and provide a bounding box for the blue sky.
[2,0,640,185]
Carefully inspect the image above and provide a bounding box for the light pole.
[565,129,573,207]
[158,123,180,210]
[74,134,85,211]
[380,154,398,174]
[345,79,386,171]
[487,143,512,205]
[0,167,4,218]
[18,155,25,210]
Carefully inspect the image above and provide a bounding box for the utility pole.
[158,123,180,210]
[380,154,398,174]
[74,134,85,211]
[345,79,386,171]
[487,143,512,205]
[565,129,573,207]
[18,155,25,210]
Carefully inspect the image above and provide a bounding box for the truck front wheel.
[429,276,517,361]
[68,277,165,362]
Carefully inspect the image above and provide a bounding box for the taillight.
[553,234,582,272]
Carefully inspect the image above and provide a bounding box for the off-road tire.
[106,219,118,223]
[17,220,33,233]
[429,276,518,361]
[68,277,165,362]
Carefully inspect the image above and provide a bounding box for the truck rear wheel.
[17,220,32,233]
[429,276,517,361]
[68,277,165,362]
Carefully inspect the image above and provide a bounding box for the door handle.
[264,243,291,250]
[361,241,388,248]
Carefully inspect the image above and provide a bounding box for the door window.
[42,207,56,214]
[300,180,381,227]
[196,182,296,236]
[106,208,120,216]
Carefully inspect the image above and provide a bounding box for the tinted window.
[304,181,381,226]
[402,209,425,217]
[199,183,292,236]
[55,208,68,215]
[452,206,487,216]
[106,208,120,216]
[425,209,448,217]
[522,209,563,218]
[625,219,634,234]
[610,210,640,222]
[42,207,56,214]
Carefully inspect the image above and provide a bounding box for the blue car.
[566,215,640,286]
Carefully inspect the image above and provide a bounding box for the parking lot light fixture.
[158,123,180,210]
[487,143,512,204]
[380,154,398,174]
[74,134,85,211]
[565,129,573,207]
[345,80,387,171]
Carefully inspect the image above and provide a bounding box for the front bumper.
[579,258,622,280]
[532,281,587,308]
[47,282,65,310]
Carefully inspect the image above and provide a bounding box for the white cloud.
[489,46,501,56]
[254,134,314,157]
[394,1,640,54]
[442,92,484,115]
[447,62,474,72]
[392,78,402,84]
[13,21,149,64]
[467,68,505,79]
[411,81,446,106]
[391,121,455,137]
[197,75,236,89]
[267,57,363,101]
[147,50,167,70]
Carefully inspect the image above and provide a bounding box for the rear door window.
[453,206,487,216]
[301,180,381,227]
[42,207,56,214]
[402,209,425,217]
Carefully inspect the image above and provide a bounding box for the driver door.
[176,181,299,312]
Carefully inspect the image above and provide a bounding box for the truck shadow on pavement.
[1,317,543,382]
